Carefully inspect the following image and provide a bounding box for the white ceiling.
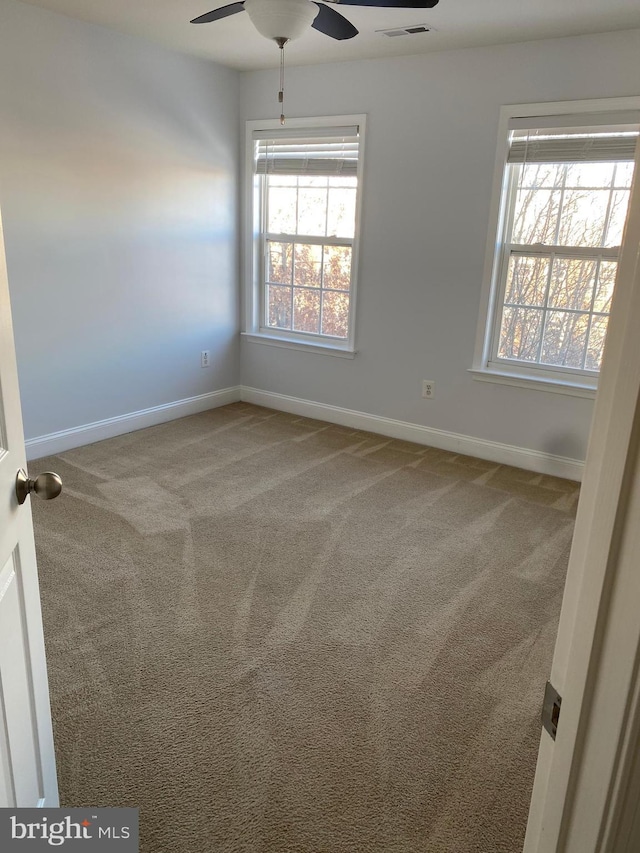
[18,0,640,71]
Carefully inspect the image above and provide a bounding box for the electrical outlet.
[422,380,435,399]
[201,350,210,368]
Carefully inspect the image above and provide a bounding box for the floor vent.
[377,24,434,37]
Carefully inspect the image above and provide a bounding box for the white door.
[0,209,59,808]
[523,146,640,849]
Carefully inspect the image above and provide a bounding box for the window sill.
[241,332,356,359]
[469,367,597,399]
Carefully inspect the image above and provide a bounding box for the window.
[474,101,639,394]
[244,117,365,355]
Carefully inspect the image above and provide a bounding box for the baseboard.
[240,386,584,481]
[26,387,241,460]
[26,383,584,480]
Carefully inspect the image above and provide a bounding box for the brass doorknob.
[16,469,63,505]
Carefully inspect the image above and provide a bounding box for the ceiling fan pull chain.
[278,38,286,125]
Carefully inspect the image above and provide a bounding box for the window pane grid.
[271,284,352,297]
[503,303,610,318]
[511,162,631,250]
[495,147,635,374]
[517,183,630,191]
[264,237,353,339]
[266,175,357,239]
[266,233,353,247]
[582,313,598,371]
[551,165,567,246]
[263,166,356,341]
[600,179,617,249]
[533,251,556,364]
[516,169,631,193]
[498,250,619,371]
[265,286,350,339]
[510,246,619,258]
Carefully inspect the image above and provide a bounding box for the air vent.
[377,24,435,37]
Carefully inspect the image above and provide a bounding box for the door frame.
[524,144,640,850]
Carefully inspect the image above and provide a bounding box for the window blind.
[507,122,639,165]
[254,125,360,177]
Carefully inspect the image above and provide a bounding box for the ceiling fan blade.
[312,3,358,40]
[335,0,438,7]
[190,3,246,24]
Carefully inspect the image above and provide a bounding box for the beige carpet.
[31,403,579,853]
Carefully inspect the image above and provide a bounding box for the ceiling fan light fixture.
[244,0,320,42]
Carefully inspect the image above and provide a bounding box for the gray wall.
[0,0,239,440]
[240,29,640,461]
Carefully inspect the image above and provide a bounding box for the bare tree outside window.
[496,149,635,374]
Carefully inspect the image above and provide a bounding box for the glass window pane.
[540,311,589,369]
[323,246,352,291]
[557,189,609,246]
[498,306,544,362]
[294,243,322,288]
[299,176,328,187]
[267,187,297,233]
[585,315,610,371]
[267,175,297,187]
[321,291,350,338]
[593,261,617,313]
[293,288,320,333]
[327,187,357,238]
[548,258,597,311]
[564,162,615,188]
[267,242,292,284]
[605,189,631,247]
[330,176,357,188]
[297,188,327,236]
[512,188,560,244]
[505,255,550,306]
[614,162,635,189]
[267,285,292,330]
[520,164,564,189]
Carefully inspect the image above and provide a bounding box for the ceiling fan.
[191,0,440,45]
[191,0,440,122]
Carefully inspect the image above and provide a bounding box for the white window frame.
[472,97,640,398]
[242,114,366,357]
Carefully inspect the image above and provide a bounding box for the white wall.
[0,0,239,441]
[240,29,640,463]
